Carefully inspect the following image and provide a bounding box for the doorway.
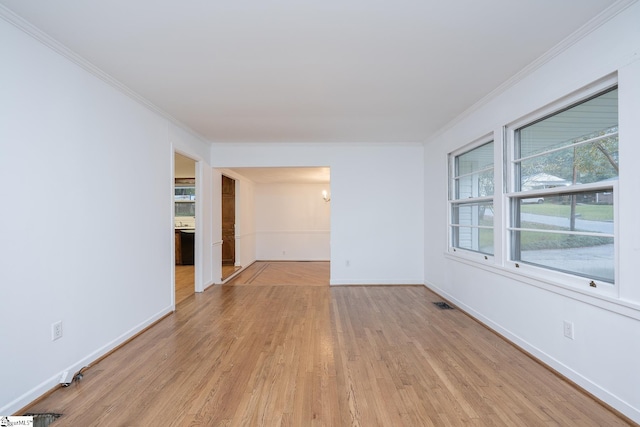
[221,175,240,280]
[174,152,196,305]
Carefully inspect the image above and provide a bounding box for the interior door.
[221,175,236,266]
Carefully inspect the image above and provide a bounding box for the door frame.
[172,149,203,310]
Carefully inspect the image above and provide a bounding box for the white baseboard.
[201,280,216,291]
[1,307,173,416]
[423,281,640,424]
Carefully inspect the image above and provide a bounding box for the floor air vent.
[433,302,454,310]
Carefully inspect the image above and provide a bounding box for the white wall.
[211,143,425,285]
[255,183,330,261]
[423,3,640,422]
[210,169,223,284]
[235,177,257,269]
[0,18,213,414]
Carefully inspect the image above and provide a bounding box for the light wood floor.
[222,264,242,281]
[23,262,633,426]
[177,265,244,305]
[227,261,329,286]
[175,265,194,305]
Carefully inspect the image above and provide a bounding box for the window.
[449,140,494,255]
[509,87,618,284]
[175,179,196,217]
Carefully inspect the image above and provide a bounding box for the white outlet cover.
[52,321,63,341]
[563,321,574,340]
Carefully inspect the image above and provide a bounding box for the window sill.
[444,250,640,321]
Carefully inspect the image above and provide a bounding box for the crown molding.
[0,4,208,145]
[211,141,424,148]
[424,0,638,146]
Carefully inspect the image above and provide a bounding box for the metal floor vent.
[433,301,454,310]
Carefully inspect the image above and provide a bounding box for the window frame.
[504,76,619,294]
[448,137,495,259]
[175,180,196,218]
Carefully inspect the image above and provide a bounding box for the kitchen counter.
[175,228,195,264]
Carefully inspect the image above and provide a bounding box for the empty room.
[1,0,639,425]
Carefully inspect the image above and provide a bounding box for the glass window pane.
[452,202,493,255]
[514,230,614,282]
[518,89,618,158]
[175,202,195,217]
[518,191,614,234]
[455,169,494,199]
[519,137,618,189]
[450,140,494,255]
[453,202,494,227]
[175,186,196,200]
[453,227,494,254]
[456,141,494,176]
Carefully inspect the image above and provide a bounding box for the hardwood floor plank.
[21,263,634,426]
[175,265,194,305]
[227,261,329,286]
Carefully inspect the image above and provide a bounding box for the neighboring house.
[522,173,571,191]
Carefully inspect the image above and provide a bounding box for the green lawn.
[518,224,612,250]
[520,203,613,221]
[462,205,613,252]
[475,226,610,252]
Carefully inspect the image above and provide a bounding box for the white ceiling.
[0,0,621,144]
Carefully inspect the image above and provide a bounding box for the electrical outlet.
[52,321,63,341]
[563,321,574,340]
